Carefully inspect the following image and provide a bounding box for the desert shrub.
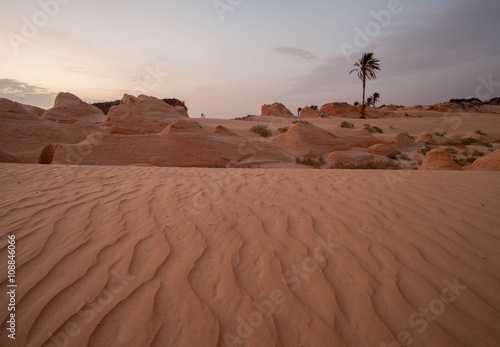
[386,152,401,160]
[442,140,460,146]
[445,147,458,154]
[461,138,480,146]
[208,163,226,168]
[482,142,493,148]
[420,146,434,156]
[333,159,402,170]
[296,156,326,168]
[191,120,202,128]
[433,132,447,137]
[293,120,310,124]
[472,150,485,157]
[453,157,477,167]
[340,121,355,129]
[250,125,272,137]
[476,130,487,136]
[363,124,383,133]
[399,154,410,161]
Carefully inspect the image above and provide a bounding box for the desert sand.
[0,164,499,346]
[1,94,500,346]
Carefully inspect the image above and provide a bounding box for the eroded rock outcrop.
[419,149,462,170]
[261,103,295,118]
[42,92,105,123]
[320,102,360,118]
[104,94,188,134]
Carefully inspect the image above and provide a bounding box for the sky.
[1,0,499,118]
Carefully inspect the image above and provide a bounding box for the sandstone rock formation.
[419,149,462,170]
[464,149,500,171]
[368,133,416,155]
[462,131,492,143]
[0,97,100,162]
[320,102,360,118]
[175,106,190,118]
[42,92,105,123]
[335,128,384,148]
[272,122,349,156]
[299,106,319,118]
[261,103,295,118]
[213,125,238,136]
[104,94,188,134]
[417,132,445,146]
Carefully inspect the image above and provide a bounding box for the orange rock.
[464,150,500,171]
[213,125,238,136]
[417,132,440,145]
[299,106,319,118]
[42,92,105,123]
[104,94,188,134]
[419,149,462,170]
[368,133,415,155]
[261,103,295,118]
[272,122,350,156]
[321,102,360,118]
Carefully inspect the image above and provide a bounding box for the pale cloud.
[0,79,52,96]
[273,47,317,62]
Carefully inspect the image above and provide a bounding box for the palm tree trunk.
[361,74,366,119]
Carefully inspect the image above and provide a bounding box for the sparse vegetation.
[250,125,272,138]
[208,163,227,168]
[364,124,383,133]
[453,157,477,167]
[420,145,434,156]
[333,159,402,170]
[296,156,327,168]
[293,120,310,124]
[476,130,487,136]
[433,131,446,137]
[442,139,460,146]
[399,154,410,161]
[461,138,480,146]
[386,152,401,160]
[341,121,355,129]
[445,147,458,154]
[472,150,485,157]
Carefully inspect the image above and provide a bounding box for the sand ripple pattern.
[0,164,499,347]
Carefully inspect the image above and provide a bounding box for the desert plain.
[0,93,500,346]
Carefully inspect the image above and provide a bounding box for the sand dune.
[1,164,499,346]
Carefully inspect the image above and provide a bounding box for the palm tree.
[349,52,381,119]
[367,97,373,107]
[372,92,380,108]
[354,101,360,107]
[297,107,302,116]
